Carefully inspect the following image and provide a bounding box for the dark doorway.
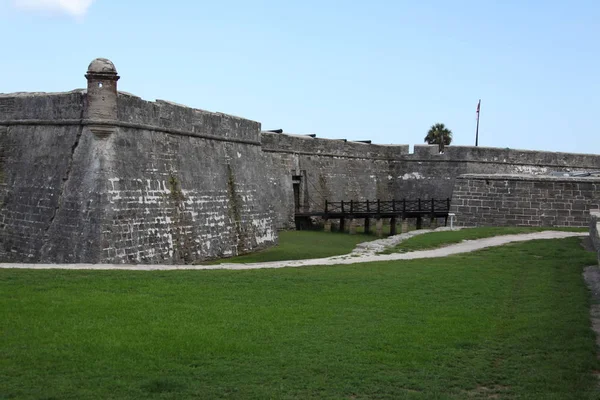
[292,175,302,212]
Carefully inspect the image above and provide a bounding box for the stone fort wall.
[0,60,282,264]
[261,132,409,228]
[450,174,600,227]
[1,58,600,263]
[395,145,600,200]
[263,135,600,228]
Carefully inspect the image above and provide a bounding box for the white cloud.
[12,0,95,19]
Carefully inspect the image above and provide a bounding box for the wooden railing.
[323,198,451,215]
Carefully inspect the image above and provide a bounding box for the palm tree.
[424,123,453,153]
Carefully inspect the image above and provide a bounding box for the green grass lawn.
[1,237,598,399]
[203,230,376,264]
[381,226,588,254]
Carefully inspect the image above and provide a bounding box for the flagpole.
[475,99,481,146]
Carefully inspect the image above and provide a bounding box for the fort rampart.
[0,59,280,264]
[1,58,600,263]
[264,135,600,228]
[450,174,600,227]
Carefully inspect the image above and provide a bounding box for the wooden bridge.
[295,198,452,236]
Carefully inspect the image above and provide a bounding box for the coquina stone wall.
[450,174,600,227]
[261,132,409,228]
[262,136,600,229]
[2,58,600,263]
[0,59,280,264]
[391,145,600,200]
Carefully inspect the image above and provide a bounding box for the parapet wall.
[261,132,409,159]
[450,174,600,227]
[0,90,84,120]
[394,145,600,200]
[411,144,600,167]
[118,94,261,144]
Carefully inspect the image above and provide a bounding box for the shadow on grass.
[200,230,377,264]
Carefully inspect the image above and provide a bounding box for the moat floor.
[0,230,586,271]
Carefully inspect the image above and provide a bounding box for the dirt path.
[0,230,586,271]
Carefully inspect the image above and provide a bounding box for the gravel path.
[0,230,586,271]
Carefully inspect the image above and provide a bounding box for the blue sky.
[1,0,599,154]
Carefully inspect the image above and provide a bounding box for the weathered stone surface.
[85,57,119,125]
[590,210,600,264]
[98,125,278,264]
[0,122,83,262]
[261,132,406,228]
[263,136,600,229]
[87,58,117,74]
[0,91,84,120]
[391,145,600,200]
[0,63,279,264]
[450,174,600,228]
[2,58,600,264]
